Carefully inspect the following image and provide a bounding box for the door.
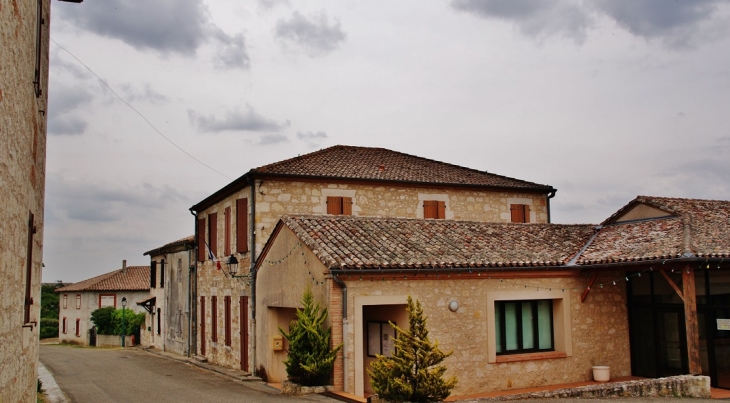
[200,297,206,356]
[709,308,730,388]
[656,309,687,376]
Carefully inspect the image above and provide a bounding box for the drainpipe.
[332,275,348,392]
[249,181,257,375]
[190,209,198,357]
[547,189,557,224]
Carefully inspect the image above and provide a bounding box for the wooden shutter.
[240,296,249,371]
[510,204,530,223]
[327,196,342,215]
[224,296,231,346]
[224,207,231,256]
[236,198,248,253]
[424,201,437,219]
[437,201,446,219]
[342,197,353,216]
[197,218,206,262]
[208,213,218,260]
[524,205,530,223]
[160,259,165,288]
[24,212,34,324]
[200,297,206,355]
[150,261,157,288]
[211,296,218,342]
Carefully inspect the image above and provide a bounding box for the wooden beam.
[581,273,598,303]
[658,269,684,302]
[682,265,701,374]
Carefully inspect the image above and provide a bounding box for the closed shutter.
[208,213,218,260]
[197,218,206,262]
[224,207,231,256]
[437,201,446,219]
[159,259,165,288]
[327,196,342,215]
[224,296,231,346]
[150,261,157,288]
[211,296,218,342]
[424,200,437,219]
[510,204,530,223]
[236,198,248,253]
[524,205,530,223]
[342,197,353,215]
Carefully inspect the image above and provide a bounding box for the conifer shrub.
[279,287,342,386]
[368,296,457,402]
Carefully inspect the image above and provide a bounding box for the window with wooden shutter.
[208,213,218,260]
[75,319,81,337]
[224,296,231,346]
[423,201,446,219]
[510,204,530,223]
[197,218,206,262]
[157,308,161,335]
[211,296,218,342]
[24,211,35,324]
[224,207,231,256]
[63,294,67,309]
[326,196,353,215]
[160,259,165,288]
[236,198,249,253]
[150,261,157,288]
[62,317,67,334]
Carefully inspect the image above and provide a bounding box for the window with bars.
[326,196,353,215]
[495,299,554,355]
[423,200,446,219]
[510,204,531,223]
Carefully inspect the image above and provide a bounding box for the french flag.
[206,242,222,270]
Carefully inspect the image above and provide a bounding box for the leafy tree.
[90,306,116,334]
[40,282,63,339]
[279,287,342,386]
[112,309,145,336]
[368,296,457,402]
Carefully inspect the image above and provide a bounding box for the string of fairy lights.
[261,241,726,292]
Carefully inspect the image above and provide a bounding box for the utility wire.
[50,38,233,181]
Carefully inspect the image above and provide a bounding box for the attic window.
[423,201,446,219]
[511,204,530,223]
[327,196,352,215]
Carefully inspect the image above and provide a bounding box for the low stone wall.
[472,375,711,401]
[280,380,334,395]
[96,335,135,348]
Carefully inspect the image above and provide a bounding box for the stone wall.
[0,0,50,401]
[96,334,135,348]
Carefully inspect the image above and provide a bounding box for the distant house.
[56,262,150,346]
[189,145,556,374]
[141,236,195,356]
[255,195,730,397]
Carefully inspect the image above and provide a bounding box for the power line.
[50,38,232,181]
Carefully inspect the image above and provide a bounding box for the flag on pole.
[205,242,222,270]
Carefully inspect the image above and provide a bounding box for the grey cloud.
[47,83,94,136]
[120,83,169,105]
[188,105,288,133]
[257,133,289,145]
[593,0,726,49]
[259,0,290,10]
[275,11,347,56]
[451,0,593,43]
[297,131,328,147]
[56,0,249,68]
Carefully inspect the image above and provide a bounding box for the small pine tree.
[368,296,457,402]
[279,287,342,386]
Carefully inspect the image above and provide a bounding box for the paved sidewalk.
[140,347,264,383]
[38,361,69,403]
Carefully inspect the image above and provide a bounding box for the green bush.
[368,296,457,402]
[90,306,116,334]
[40,318,59,339]
[91,307,144,335]
[279,288,342,386]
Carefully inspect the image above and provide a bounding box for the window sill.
[495,351,567,363]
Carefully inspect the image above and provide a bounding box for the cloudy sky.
[44,0,730,282]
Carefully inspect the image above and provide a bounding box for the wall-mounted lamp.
[448,300,459,312]
[223,255,251,285]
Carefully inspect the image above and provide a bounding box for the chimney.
[122,260,127,273]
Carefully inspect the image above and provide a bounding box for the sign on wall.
[718,318,730,331]
[367,321,396,357]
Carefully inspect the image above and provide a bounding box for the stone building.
[141,236,195,356]
[189,145,556,374]
[1,0,51,401]
[56,263,150,346]
[255,195,730,398]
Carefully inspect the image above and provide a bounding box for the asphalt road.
[39,345,336,403]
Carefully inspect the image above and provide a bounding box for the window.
[208,213,218,260]
[327,196,353,215]
[510,204,530,223]
[75,319,81,337]
[24,212,36,324]
[197,218,206,262]
[224,296,232,346]
[224,207,231,256]
[160,259,165,288]
[99,294,116,308]
[200,297,206,356]
[423,201,446,219]
[367,321,396,357]
[150,261,157,288]
[495,300,553,355]
[34,0,44,97]
[236,198,248,253]
[76,294,81,309]
[211,296,218,342]
[62,317,67,334]
[63,294,67,309]
[157,308,161,336]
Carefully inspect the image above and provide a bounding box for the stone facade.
[195,178,550,375]
[58,290,148,346]
[0,0,51,401]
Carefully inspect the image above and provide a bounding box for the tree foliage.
[368,296,457,402]
[91,306,144,335]
[279,287,342,386]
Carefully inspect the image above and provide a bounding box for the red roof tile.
[278,215,595,270]
[253,145,554,190]
[56,266,150,292]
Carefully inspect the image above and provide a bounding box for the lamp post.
[121,297,127,347]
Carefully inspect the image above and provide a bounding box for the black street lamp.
[121,297,127,347]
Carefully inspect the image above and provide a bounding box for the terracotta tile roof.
[143,235,195,256]
[253,145,554,191]
[278,215,595,270]
[56,266,150,292]
[583,196,730,264]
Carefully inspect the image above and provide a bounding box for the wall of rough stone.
[0,0,50,401]
[341,270,630,397]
